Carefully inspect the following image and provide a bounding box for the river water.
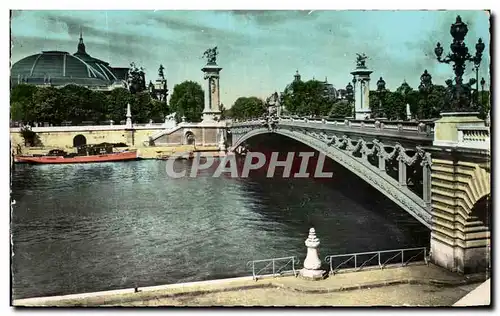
[11,154,429,299]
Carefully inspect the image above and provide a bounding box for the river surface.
[11,158,429,299]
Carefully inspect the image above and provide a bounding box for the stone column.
[351,69,373,120]
[299,228,325,280]
[201,64,223,122]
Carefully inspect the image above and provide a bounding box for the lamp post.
[346,82,354,117]
[480,77,486,107]
[398,81,411,120]
[376,77,386,118]
[418,69,433,119]
[434,15,485,112]
[473,39,485,106]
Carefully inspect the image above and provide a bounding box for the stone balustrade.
[230,116,435,136]
[457,126,490,150]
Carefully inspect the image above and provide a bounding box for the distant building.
[282,70,341,101]
[148,64,169,104]
[10,31,135,91]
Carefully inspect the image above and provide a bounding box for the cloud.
[228,10,314,24]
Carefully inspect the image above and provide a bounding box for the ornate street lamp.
[418,70,433,119]
[434,15,486,112]
[480,77,486,106]
[473,38,485,105]
[346,82,355,118]
[376,77,386,118]
[345,82,354,103]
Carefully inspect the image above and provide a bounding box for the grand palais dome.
[10,32,129,91]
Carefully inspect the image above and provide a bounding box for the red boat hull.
[16,151,138,164]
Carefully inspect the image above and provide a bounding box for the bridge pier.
[429,113,490,274]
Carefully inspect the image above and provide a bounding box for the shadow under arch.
[471,194,492,230]
[230,127,431,228]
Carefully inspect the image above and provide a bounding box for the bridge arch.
[231,127,432,228]
[73,134,87,147]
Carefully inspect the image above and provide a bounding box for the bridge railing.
[231,115,435,135]
[457,126,490,150]
[246,256,300,281]
[324,247,428,275]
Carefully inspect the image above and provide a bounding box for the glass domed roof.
[10,33,124,89]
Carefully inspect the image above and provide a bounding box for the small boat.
[15,144,138,164]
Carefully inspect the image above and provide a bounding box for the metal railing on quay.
[246,256,300,281]
[324,247,428,275]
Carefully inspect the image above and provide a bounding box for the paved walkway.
[14,263,488,307]
[454,279,490,306]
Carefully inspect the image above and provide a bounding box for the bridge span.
[227,114,490,275]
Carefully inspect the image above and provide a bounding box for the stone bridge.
[229,116,434,228]
[227,114,491,275]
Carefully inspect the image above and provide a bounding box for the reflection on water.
[11,159,429,299]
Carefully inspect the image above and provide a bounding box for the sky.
[10,10,491,108]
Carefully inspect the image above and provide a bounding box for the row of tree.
[10,84,169,125]
[10,79,491,125]
[280,79,490,121]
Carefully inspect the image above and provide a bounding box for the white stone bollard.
[300,228,326,280]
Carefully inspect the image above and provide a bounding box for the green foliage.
[10,84,38,122]
[169,81,204,122]
[369,83,449,120]
[478,90,491,120]
[20,126,40,146]
[219,103,227,119]
[382,92,406,120]
[230,97,266,120]
[282,80,334,116]
[10,84,167,125]
[421,85,446,119]
[127,62,146,94]
[32,87,64,124]
[131,91,153,123]
[329,100,353,118]
[106,88,132,123]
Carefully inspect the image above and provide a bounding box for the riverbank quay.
[12,145,221,160]
[13,263,488,307]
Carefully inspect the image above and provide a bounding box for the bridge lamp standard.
[480,77,486,107]
[376,77,387,118]
[418,70,433,119]
[398,81,411,120]
[345,82,354,117]
[434,15,485,112]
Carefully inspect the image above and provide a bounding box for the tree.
[425,85,447,119]
[10,84,38,123]
[150,99,169,122]
[127,62,146,94]
[219,103,227,120]
[329,100,353,118]
[106,88,132,123]
[20,126,40,146]
[382,91,406,120]
[131,91,154,123]
[31,87,64,125]
[282,80,333,116]
[230,97,266,120]
[59,85,95,124]
[478,90,491,120]
[169,81,204,122]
